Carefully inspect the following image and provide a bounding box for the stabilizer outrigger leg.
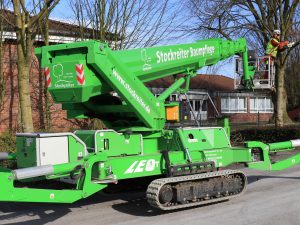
[246,139,300,170]
[0,154,108,203]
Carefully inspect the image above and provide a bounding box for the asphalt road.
[2,166,300,225]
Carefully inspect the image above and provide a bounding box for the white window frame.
[250,97,273,113]
[221,96,247,113]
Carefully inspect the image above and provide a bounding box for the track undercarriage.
[147,170,246,210]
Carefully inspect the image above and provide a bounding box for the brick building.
[0,10,116,133]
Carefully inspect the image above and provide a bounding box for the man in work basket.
[263,29,295,79]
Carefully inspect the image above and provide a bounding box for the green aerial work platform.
[0,38,299,210]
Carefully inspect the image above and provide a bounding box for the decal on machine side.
[124,159,159,174]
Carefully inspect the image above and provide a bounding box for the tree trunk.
[43,13,52,131]
[12,0,60,132]
[37,6,50,131]
[17,59,34,132]
[38,67,45,130]
[0,42,4,109]
[13,0,34,132]
[0,1,4,109]
[275,64,292,127]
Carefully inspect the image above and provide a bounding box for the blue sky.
[52,1,73,19]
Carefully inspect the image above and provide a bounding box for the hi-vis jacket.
[266,38,280,58]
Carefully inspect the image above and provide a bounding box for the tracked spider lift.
[0,38,299,210]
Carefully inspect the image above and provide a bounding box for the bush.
[231,128,300,146]
[0,132,16,153]
[0,132,16,168]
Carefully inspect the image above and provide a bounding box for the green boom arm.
[35,38,254,131]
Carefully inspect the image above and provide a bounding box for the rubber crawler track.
[146,170,247,210]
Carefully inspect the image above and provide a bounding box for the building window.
[221,97,246,113]
[188,100,207,112]
[250,97,273,113]
[202,100,207,111]
[168,94,177,101]
[194,100,201,111]
[155,94,178,101]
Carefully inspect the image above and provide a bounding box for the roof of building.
[1,9,118,41]
[146,74,234,92]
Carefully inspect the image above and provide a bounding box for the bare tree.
[285,6,300,109]
[10,0,60,132]
[187,0,300,126]
[70,0,183,49]
[286,38,300,108]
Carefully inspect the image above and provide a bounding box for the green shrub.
[0,132,16,153]
[231,128,300,146]
[0,132,16,168]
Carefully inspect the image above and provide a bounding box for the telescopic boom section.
[35,38,253,131]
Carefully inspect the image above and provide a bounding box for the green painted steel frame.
[246,140,300,170]
[1,132,300,203]
[1,38,296,204]
[0,134,253,203]
[0,155,107,203]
